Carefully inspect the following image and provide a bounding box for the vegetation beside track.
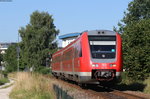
[0,72,9,85]
[0,77,9,85]
[115,0,150,81]
[8,72,150,99]
[144,77,150,94]
[115,72,150,94]
[10,72,55,99]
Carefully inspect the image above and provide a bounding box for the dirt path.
[0,80,14,99]
[0,86,14,99]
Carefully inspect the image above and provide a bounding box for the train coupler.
[92,69,116,81]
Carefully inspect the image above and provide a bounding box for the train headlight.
[110,64,116,67]
[92,64,99,67]
[92,64,95,67]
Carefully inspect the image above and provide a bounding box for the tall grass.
[10,72,55,99]
[144,77,150,94]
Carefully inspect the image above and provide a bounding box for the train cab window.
[89,36,116,59]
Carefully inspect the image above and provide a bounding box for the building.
[59,32,81,48]
[0,42,16,54]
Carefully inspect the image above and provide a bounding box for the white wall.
[62,37,76,48]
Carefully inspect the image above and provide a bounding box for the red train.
[52,30,123,85]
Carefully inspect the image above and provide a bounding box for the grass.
[144,77,150,94]
[8,71,150,99]
[0,78,9,85]
[10,72,56,99]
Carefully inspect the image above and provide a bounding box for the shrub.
[119,72,135,85]
[0,78,9,85]
[2,71,8,78]
[38,67,52,75]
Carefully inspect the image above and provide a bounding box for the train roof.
[87,30,116,35]
[58,30,116,39]
[59,32,81,39]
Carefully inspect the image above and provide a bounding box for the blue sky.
[0,0,132,42]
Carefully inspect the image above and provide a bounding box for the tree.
[4,44,18,72]
[19,11,59,72]
[122,19,150,80]
[0,54,3,66]
[117,0,150,80]
[123,0,150,25]
[115,0,150,33]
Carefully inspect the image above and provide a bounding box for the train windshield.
[88,36,116,59]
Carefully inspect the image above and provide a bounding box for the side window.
[79,47,82,57]
[74,42,82,58]
[74,47,78,58]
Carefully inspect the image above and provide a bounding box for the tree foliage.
[19,11,59,72]
[122,19,150,80]
[123,0,150,25]
[118,0,150,80]
[4,44,18,72]
[116,0,150,33]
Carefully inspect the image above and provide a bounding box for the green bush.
[0,78,9,85]
[115,72,146,92]
[40,68,51,74]
[120,72,133,85]
[2,71,8,78]
[38,67,52,75]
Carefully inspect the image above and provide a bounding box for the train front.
[81,30,123,84]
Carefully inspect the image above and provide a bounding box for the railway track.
[46,76,147,99]
[89,85,146,99]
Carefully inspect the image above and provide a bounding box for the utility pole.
[17,32,20,72]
